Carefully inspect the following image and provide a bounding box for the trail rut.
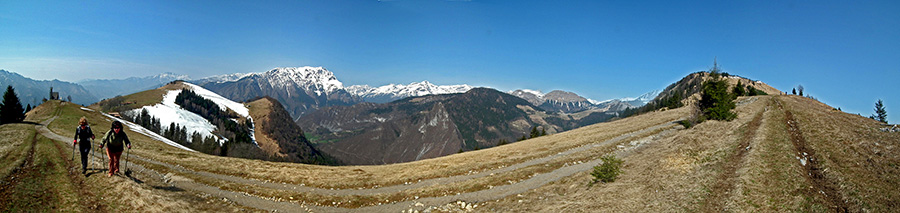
[776,98,850,212]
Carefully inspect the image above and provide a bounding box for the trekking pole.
[124,148,130,174]
[71,141,76,161]
[87,142,93,171]
[100,146,108,173]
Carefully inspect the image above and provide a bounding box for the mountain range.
[79,72,190,100]
[0,67,653,118]
[345,80,473,103]
[0,69,97,106]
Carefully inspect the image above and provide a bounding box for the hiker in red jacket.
[100,121,131,177]
[73,117,95,174]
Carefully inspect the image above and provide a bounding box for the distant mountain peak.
[153,72,190,80]
[253,67,344,95]
[349,80,474,103]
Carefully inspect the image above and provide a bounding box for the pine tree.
[699,62,736,121]
[792,88,797,95]
[798,85,804,96]
[0,86,26,124]
[25,104,32,113]
[733,81,746,96]
[529,126,540,139]
[874,99,888,123]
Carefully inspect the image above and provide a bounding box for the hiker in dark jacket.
[100,121,131,177]
[73,117,95,174]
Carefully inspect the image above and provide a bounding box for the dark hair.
[111,121,123,130]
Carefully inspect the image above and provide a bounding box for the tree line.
[175,89,254,144]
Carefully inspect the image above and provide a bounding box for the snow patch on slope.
[183,82,250,117]
[127,83,256,145]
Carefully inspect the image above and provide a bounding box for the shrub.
[590,155,623,186]
[678,120,694,129]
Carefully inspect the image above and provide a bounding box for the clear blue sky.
[1,0,898,122]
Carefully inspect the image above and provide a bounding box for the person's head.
[111,121,123,133]
[79,117,88,126]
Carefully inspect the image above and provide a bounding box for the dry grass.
[778,95,900,212]
[22,90,899,212]
[0,124,35,179]
[43,82,690,191]
[28,95,687,209]
[476,96,776,212]
[246,98,284,158]
[6,102,258,212]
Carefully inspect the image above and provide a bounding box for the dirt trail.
[703,104,767,211]
[776,98,849,212]
[38,112,682,211]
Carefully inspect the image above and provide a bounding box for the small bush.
[590,155,623,186]
[678,120,693,129]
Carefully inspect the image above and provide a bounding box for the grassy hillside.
[246,97,337,165]
[1,104,248,211]
[5,90,898,211]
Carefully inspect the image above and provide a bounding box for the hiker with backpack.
[73,117,95,174]
[100,121,131,177]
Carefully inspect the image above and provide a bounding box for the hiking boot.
[108,173,113,177]
[82,169,86,174]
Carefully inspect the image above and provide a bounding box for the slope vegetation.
[4,80,897,212]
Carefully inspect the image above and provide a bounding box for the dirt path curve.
[775,97,850,212]
[38,112,681,212]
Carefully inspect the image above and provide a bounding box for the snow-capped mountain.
[193,72,251,85]
[254,67,345,96]
[618,89,661,107]
[508,89,545,106]
[199,66,359,119]
[348,80,474,103]
[508,88,661,113]
[79,72,191,100]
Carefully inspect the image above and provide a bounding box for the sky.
[1,0,898,123]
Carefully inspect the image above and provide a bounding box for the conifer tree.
[529,126,540,139]
[733,81,746,96]
[0,86,25,124]
[792,88,797,95]
[699,61,736,121]
[874,99,888,123]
